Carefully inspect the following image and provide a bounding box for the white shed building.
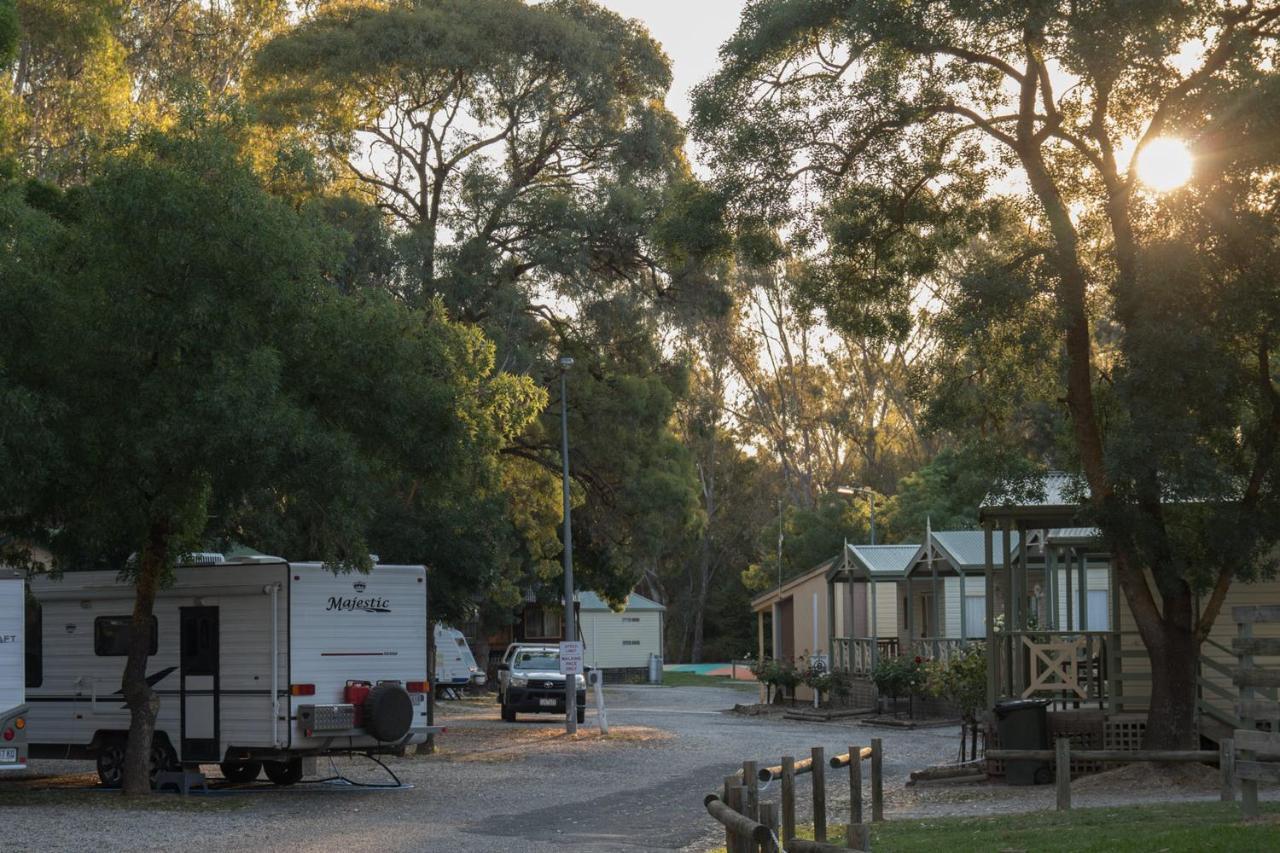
[578,591,664,679]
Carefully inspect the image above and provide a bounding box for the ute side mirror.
[497,663,509,672]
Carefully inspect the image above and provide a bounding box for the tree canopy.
[0,115,541,790]
[694,0,1280,746]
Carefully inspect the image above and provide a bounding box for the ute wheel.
[219,760,262,784]
[500,702,516,722]
[577,707,586,725]
[96,741,126,788]
[263,758,304,786]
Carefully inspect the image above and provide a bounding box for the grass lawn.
[718,802,1279,852]
[660,670,756,689]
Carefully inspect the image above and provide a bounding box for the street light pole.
[559,355,577,735]
[837,486,877,545]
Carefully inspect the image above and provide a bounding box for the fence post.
[743,760,759,823]
[870,737,884,822]
[1220,737,1235,803]
[1055,737,1071,812]
[846,822,870,851]
[759,801,780,853]
[849,743,863,827]
[781,755,796,844]
[812,746,827,843]
[724,775,742,853]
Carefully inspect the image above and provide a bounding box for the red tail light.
[290,684,315,696]
[406,681,428,694]
[2,728,12,741]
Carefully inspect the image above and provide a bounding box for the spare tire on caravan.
[24,556,440,787]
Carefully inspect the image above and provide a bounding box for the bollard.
[811,746,827,842]
[781,755,796,844]
[1055,738,1071,812]
[870,738,884,822]
[725,783,748,853]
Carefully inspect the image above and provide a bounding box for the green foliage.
[0,0,17,68]
[253,0,712,610]
[695,0,1280,745]
[920,644,987,722]
[871,655,924,701]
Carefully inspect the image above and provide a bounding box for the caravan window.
[94,616,159,657]
[25,589,41,688]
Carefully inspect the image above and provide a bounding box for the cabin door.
[179,606,220,763]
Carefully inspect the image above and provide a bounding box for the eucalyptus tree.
[253,0,708,601]
[0,119,540,793]
[694,0,1280,746]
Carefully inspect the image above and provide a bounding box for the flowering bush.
[921,643,987,723]
[749,657,801,703]
[871,654,925,702]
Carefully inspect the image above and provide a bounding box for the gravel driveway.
[4,685,1271,852]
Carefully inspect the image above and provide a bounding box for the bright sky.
[597,0,747,124]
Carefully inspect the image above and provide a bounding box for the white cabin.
[578,592,664,676]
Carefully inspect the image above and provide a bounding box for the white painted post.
[591,669,609,735]
[813,592,820,708]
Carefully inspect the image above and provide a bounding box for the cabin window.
[94,615,159,657]
[963,594,986,638]
[24,588,41,688]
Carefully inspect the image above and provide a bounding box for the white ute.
[25,556,439,786]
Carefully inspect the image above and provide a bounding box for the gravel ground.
[2,685,1275,852]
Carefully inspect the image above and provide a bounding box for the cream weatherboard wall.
[578,593,664,671]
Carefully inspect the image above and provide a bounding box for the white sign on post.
[559,640,583,675]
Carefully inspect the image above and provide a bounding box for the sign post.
[560,640,583,734]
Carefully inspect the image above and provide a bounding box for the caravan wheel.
[219,760,262,784]
[96,743,126,788]
[95,738,178,789]
[263,758,303,786]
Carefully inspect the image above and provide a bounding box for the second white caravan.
[25,557,436,786]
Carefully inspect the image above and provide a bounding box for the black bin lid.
[993,698,1051,716]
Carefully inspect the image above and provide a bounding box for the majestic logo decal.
[326,595,391,614]
[544,681,555,689]
[353,581,367,593]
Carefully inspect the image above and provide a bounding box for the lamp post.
[837,486,877,545]
[558,355,577,735]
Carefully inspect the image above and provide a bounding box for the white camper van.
[1,570,29,771]
[25,557,436,786]
[434,624,485,693]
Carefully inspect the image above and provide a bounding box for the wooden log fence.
[705,740,883,851]
[988,740,1236,813]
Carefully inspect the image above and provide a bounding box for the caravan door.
[179,607,219,763]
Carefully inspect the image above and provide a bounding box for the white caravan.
[25,557,436,786]
[434,624,485,692]
[1,571,29,771]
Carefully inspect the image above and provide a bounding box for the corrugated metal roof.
[845,544,919,577]
[909,529,1022,571]
[751,553,842,606]
[1046,527,1101,544]
[577,591,666,612]
[980,472,1085,509]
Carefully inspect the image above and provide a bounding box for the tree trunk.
[690,605,706,664]
[121,523,168,796]
[1138,587,1200,749]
